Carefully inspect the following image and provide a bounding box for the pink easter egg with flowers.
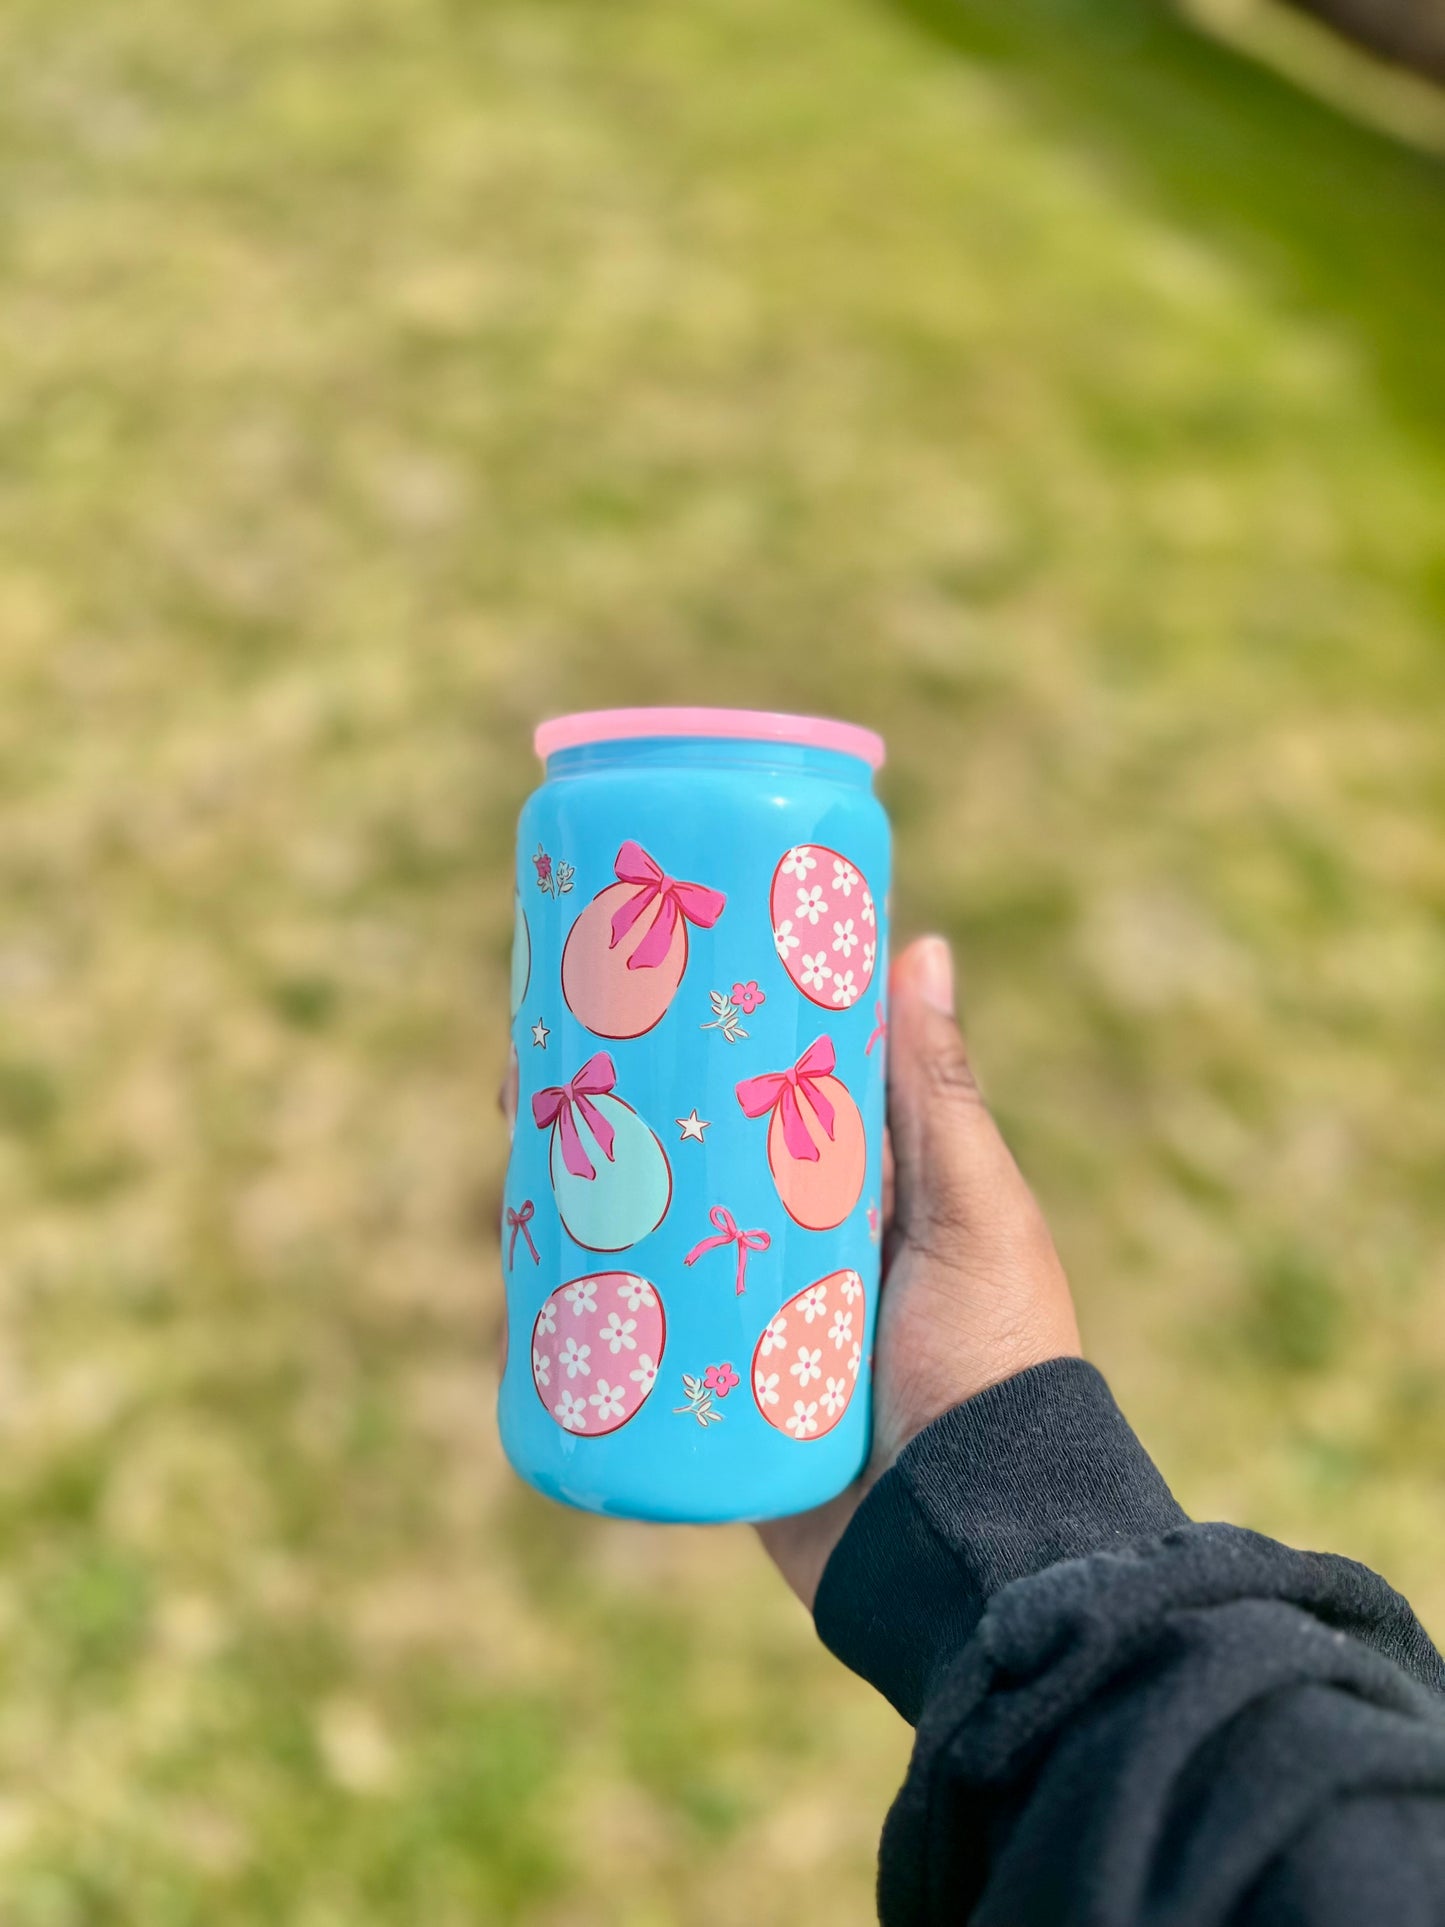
[769,843,878,1012]
[735,1035,866,1232]
[562,839,726,1040]
[531,1272,666,1437]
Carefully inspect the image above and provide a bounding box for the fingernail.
[912,935,955,1015]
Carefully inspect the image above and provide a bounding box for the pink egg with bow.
[735,1036,866,1231]
[531,1272,667,1437]
[562,840,727,1039]
[751,1268,866,1441]
[769,844,877,1011]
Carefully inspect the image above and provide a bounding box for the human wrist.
[814,1358,1188,1722]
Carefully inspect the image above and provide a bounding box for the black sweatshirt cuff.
[813,1357,1188,1723]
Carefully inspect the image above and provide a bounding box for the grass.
[0,0,1442,1918]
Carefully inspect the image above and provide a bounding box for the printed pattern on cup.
[751,1269,866,1441]
[510,891,531,1019]
[683,1204,771,1296]
[562,840,726,1039]
[735,1036,866,1231]
[532,1273,666,1435]
[532,1051,672,1251]
[769,845,876,1010]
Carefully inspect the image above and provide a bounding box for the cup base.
[501,1425,867,1526]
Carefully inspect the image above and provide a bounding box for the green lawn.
[0,0,1443,1918]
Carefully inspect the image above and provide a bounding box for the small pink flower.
[533,850,552,885]
[731,980,765,1014]
[704,1361,740,1398]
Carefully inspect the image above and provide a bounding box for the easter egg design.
[770,844,877,1011]
[533,1052,672,1252]
[735,1036,866,1232]
[562,840,726,1039]
[510,892,532,1018]
[533,1272,666,1436]
[752,1268,866,1441]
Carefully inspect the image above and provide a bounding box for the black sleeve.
[813,1358,1445,1925]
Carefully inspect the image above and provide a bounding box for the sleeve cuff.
[813,1357,1188,1723]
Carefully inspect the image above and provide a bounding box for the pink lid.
[534,706,885,769]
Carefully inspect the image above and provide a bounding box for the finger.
[886,936,1036,1258]
[879,1125,901,1280]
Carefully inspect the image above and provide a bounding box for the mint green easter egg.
[550,1094,672,1252]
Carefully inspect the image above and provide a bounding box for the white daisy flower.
[532,1348,552,1389]
[629,1353,658,1391]
[600,1312,637,1355]
[786,1400,819,1438]
[781,847,817,879]
[616,1278,656,1312]
[820,1376,848,1418]
[848,1340,862,1378]
[790,1346,822,1387]
[560,1336,592,1380]
[795,884,827,925]
[754,1370,780,1408]
[831,918,858,957]
[774,918,800,959]
[555,1389,588,1430]
[536,1303,557,1337]
[589,1380,625,1422]
[563,1279,598,1318]
[799,951,833,992]
[828,1308,853,1350]
[760,1315,788,1357]
[861,890,876,927]
[798,1285,828,1323]
[840,1271,862,1304]
[832,859,859,896]
[862,939,876,976]
[831,969,859,1007]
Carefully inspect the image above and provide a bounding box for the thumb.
[886,937,1051,1265]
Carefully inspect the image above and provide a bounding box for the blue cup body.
[499,731,890,1523]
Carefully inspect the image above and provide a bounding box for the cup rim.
[533,706,885,770]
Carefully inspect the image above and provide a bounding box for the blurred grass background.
[1,0,1443,1919]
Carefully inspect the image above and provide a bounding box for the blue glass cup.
[499,707,890,1522]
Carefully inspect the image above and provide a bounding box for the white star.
[676,1109,710,1142]
[530,1019,550,1049]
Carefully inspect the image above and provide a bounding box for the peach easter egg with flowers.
[752,1268,866,1441]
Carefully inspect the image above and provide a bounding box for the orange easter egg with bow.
[736,1037,866,1232]
[562,840,726,1040]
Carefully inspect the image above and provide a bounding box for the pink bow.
[505,1200,539,1268]
[865,1001,887,1056]
[531,1053,618,1181]
[735,1036,837,1164]
[684,1205,771,1296]
[608,840,726,970]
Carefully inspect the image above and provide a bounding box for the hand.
[756,935,1082,1610]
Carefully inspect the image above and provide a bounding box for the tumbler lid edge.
[534,707,885,770]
